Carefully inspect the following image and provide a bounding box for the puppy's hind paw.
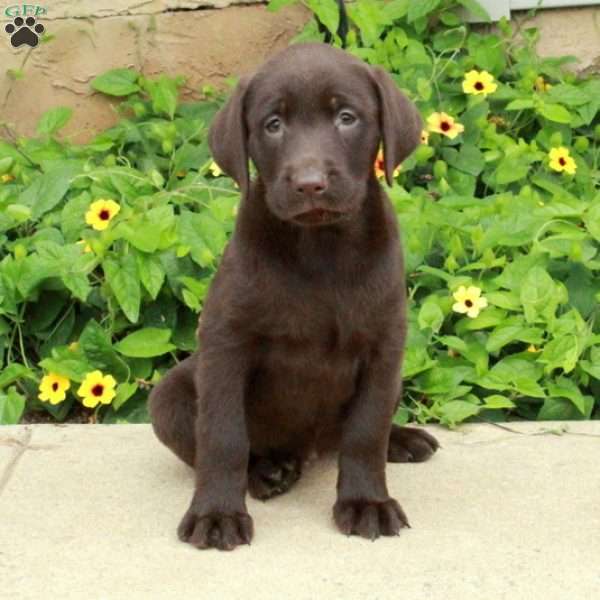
[387,425,439,463]
[248,453,302,500]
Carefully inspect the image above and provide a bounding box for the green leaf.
[545,84,590,107]
[0,388,26,424]
[61,191,91,242]
[112,382,139,411]
[505,99,535,111]
[415,366,472,396]
[173,142,209,174]
[442,144,485,177]
[547,376,586,414]
[19,165,79,219]
[457,0,490,22]
[115,327,175,358]
[5,204,31,223]
[438,400,480,426]
[79,320,129,381]
[381,0,410,21]
[538,102,572,124]
[583,201,600,242]
[486,322,544,353]
[91,68,140,96]
[103,255,141,323]
[466,33,505,73]
[102,393,149,423]
[580,359,600,380]
[36,107,73,136]
[266,0,297,10]
[39,357,92,382]
[306,0,340,34]
[144,75,179,120]
[402,346,437,378]
[519,267,556,323]
[438,335,467,353]
[418,301,444,333]
[0,363,34,388]
[495,156,530,185]
[136,252,165,300]
[538,396,593,421]
[178,210,227,267]
[482,395,515,409]
[407,0,440,23]
[539,334,579,374]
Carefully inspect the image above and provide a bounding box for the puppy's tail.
[317,0,349,48]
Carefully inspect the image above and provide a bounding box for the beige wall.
[0,1,311,142]
[1,2,599,143]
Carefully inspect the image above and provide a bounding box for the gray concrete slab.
[0,425,32,497]
[1,422,599,600]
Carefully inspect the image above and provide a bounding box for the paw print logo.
[5,16,45,48]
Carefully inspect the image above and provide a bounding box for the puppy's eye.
[265,116,282,134]
[336,110,358,127]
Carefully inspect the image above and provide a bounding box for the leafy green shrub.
[267,0,600,425]
[0,72,238,423]
[1,0,599,426]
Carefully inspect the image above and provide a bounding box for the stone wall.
[1,2,599,142]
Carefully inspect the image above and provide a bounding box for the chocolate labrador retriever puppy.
[149,42,439,551]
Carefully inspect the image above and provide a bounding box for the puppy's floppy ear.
[208,76,251,195]
[370,67,422,186]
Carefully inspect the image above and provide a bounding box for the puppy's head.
[209,43,421,227]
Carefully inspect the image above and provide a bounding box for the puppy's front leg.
[334,340,409,539]
[178,347,253,551]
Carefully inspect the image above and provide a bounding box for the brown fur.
[149,43,439,551]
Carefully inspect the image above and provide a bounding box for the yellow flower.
[77,370,117,408]
[38,373,71,405]
[374,148,401,180]
[76,240,92,253]
[85,199,120,231]
[548,147,576,175]
[462,70,497,96]
[420,130,429,145]
[427,112,465,139]
[452,285,488,319]
[527,344,538,353]
[1,174,14,183]
[534,76,552,92]
[209,161,223,177]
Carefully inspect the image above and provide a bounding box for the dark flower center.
[559,157,566,166]
[99,209,110,220]
[474,81,484,91]
[91,384,104,397]
[465,299,473,307]
[441,121,451,132]
[52,382,58,391]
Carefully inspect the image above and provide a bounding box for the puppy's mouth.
[292,208,347,226]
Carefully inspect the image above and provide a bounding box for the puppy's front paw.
[177,506,253,551]
[333,497,409,540]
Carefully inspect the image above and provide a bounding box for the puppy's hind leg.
[149,355,197,467]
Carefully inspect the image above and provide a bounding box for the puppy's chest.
[259,299,375,379]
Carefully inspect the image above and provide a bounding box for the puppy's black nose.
[293,169,327,197]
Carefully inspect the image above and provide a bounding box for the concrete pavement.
[1,422,599,600]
